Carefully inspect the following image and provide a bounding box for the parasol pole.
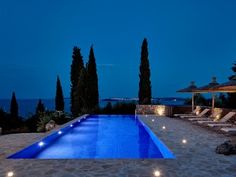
[192,93,195,112]
[211,92,215,114]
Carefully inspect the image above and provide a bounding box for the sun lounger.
[207,123,233,128]
[173,106,201,117]
[180,109,210,119]
[188,108,224,122]
[197,112,236,124]
[188,117,212,121]
[220,127,236,134]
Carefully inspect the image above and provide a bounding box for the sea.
[0,98,186,118]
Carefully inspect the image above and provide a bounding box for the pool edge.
[136,115,175,159]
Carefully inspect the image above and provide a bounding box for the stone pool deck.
[0,116,236,177]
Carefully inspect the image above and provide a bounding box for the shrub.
[37,113,52,132]
[99,102,136,114]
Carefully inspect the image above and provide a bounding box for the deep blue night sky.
[0,0,236,99]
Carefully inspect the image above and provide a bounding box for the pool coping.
[136,115,175,159]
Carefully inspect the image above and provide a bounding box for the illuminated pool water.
[8,115,174,159]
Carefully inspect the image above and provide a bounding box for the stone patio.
[0,116,236,177]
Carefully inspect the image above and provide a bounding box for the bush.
[184,94,209,106]
[24,114,40,132]
[99,102,136,114]
[52,111,69,125]
[0,108,26,134]
[37,113,52,132]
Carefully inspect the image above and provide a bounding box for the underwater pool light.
[38,141,44,147]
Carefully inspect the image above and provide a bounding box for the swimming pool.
[8,115,174,159]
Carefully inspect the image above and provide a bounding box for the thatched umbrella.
[193,77,219,112]
[211,75,236,93]
[177,81,197,112]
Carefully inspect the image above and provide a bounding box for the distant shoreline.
[0,97,186,118]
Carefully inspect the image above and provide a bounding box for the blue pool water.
[8,115,174,159]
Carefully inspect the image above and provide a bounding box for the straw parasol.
[211,75,236,93]
[177,81,197,111]
[193,77,219,112]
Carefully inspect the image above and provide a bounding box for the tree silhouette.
[36,99,45,114]
[75,68,88,113]
[10,92,19,128]
[70,46,84,117]
[55,76,64,111]
[138,38,152,104]
[86,46,99,112]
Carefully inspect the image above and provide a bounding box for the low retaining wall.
[136,105,236,121]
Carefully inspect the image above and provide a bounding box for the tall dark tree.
[138,38,152,104]
[36,99,45,114]
[227,63,236,108]
[70,47,84,117]
[75,68,88,113]
[10,92,18,119]
[86,46,99,111]
[55,76,64,111]
[10,92,19,128]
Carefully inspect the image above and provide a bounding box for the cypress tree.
[86,46,99,111]
[36,99,45,114]
[75,68,88,113]
[70,46,84,117]
[55,76,64,111]
[138,38,152,104]
[10,92,19,128]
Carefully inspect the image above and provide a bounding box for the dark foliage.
[10,92,21,129]
[86,46,99,112]
[10,92,18,118]
[70,46,84,117]
[52,112,69,125]
[55,76,64,111]
[185,93,209,106]
[138,38,152,104]
[194,93,208,106]
[36,99,45,114]
[24,114,39,132]
[217,93,228,108]
[227,63,236,108]
[75,68,88,114]
[99,102,136,114]
[104,102,112,113]
[0,108,8,131]
[0,107,25,134]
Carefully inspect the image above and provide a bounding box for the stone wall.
[135,105,173,116]
[136,105,236,120]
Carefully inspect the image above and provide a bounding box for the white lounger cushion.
[221,127,236,133]
[174,107,201,117]
[174,113,194,117]
[207,123,232,127]
[180,109,210,118]
[197,120,216,124]
[189,118,211,121]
